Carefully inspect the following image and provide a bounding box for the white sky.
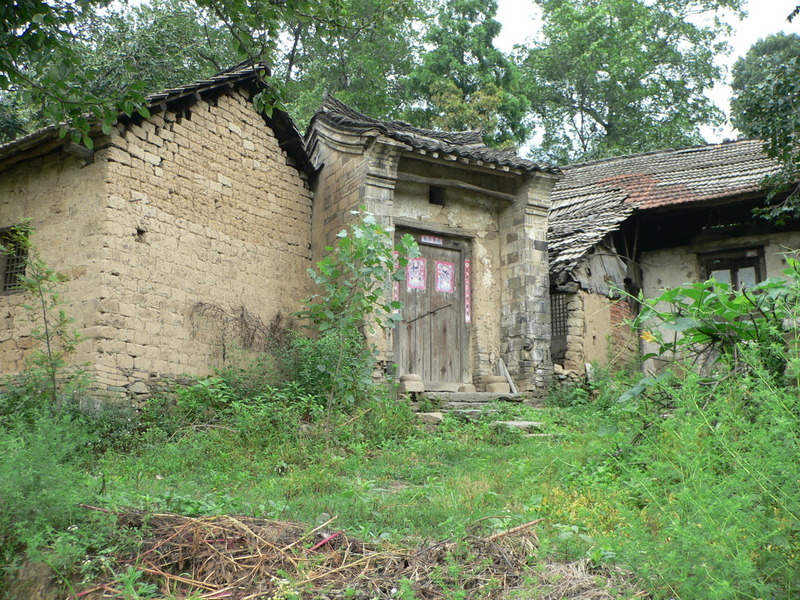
[495,0,798,142]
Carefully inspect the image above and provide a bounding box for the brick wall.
[559,290,638,374]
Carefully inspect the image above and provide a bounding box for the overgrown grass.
[2,349,798,599]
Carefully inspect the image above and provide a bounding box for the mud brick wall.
[558,291,638,374]
[308,128,373,262]
[0,152,108,374]
[0,88,314,398]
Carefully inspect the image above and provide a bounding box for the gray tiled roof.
[0,62,312,174]
[549,139,781,281]
[311,95,560,174]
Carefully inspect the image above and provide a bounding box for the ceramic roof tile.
[549,139,781,280]
[0,62,313,174]
[311,95,560,174]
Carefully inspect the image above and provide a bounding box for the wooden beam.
[395,172,517,202]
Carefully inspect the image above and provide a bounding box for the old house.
[0,69,564,399]
[306,97,561,394]
[0,63,315,398]
[548,139,799,374]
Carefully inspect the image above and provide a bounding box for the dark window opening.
[550,292,570,365]
[701,247,764,291]
[429,185,445,206]
[0,229,27,292]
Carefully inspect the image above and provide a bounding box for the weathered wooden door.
[394,230,470,383]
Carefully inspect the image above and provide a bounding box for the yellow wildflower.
[641,331,656,343]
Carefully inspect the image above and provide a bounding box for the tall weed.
[604,358,800,599]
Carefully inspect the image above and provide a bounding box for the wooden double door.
[394,230,470,384]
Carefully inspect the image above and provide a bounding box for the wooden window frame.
[699,246,765,291]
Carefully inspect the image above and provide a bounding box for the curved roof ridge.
[313,95,560,174]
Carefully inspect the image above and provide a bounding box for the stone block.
[398,381,425,393]
[399,373,422,382]
[486,382,512,393]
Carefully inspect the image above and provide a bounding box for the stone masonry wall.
[91,89,314,396]
[498,174,558,395]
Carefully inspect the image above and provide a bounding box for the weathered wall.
[640,231,800,294]
[582,292,638,368]
[639,231,800,369]
[93,89,314,395]
[392,178,503,380]
[307,126,375,262]
[0,151,109,374]
[1,88,314,398]
[498,175,557,393]
[552,290,637,374]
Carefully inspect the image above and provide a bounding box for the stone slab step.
[491,420,545,432]
[451,409,499,421]
[423,392,525,404]
[442,401,500,410]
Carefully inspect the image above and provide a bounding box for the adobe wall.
[581,292,638,369]
[307,126,374,262]
[640,231,800,295]
[93,89,314,396]
[639,231,800,369]
[1,89,313,399]
[0,151,109,374]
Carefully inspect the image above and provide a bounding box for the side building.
[548,139,799,374]
[0,64,314,400]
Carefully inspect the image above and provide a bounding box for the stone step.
[491,420,545,432]
[451,409,498,421]
[423,391,526,404]
[442,401,499,410]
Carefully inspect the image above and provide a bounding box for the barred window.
[1,229,27,292]
[551,292,569,338]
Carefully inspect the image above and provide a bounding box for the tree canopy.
[1,0,747,159]
[276,0,420,129]
[403,0,529,147]
[730,33,800,220]
[518,0,744,164]
[0,0,353,144]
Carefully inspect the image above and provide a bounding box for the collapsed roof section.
[548,139,781,283]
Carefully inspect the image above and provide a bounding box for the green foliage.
[1,224,83,404]
[278,0,420,127]
[0,412,92,546]
[76,0,239,99]
[0,0,381,143]
[404,0,529,147]
[298,210,419,437]
[606,365,800,599]
[730,34,800,219]
[0,0,154,145]
[519,0,743,163]
[633,258,800,376]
